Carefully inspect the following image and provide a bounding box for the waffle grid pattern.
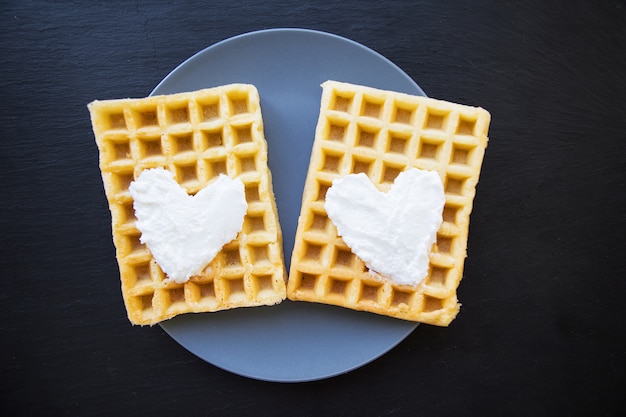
[287,81,490,326]
[89,84,286,325]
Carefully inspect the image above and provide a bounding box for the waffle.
[89,84,286,325]
[287,81,490,326]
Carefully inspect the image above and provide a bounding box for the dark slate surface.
[1,1,625,416]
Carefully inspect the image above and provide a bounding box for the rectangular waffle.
[89,84,286,325]
[287,81,490,326]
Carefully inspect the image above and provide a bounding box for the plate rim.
[152,27,426,97]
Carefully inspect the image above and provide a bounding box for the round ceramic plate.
[152,28,426,382]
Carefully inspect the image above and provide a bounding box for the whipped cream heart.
[325,168,445,286]
[129,168,247,283]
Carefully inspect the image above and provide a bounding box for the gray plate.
[152,28,426,382]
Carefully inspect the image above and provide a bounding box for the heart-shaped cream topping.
[129,168,247,283]
[325,168,445,286]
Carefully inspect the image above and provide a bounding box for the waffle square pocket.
[287,81,490,326]
[89,84,286,325]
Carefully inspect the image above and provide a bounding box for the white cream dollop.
[324,168,445,286]
[129,168,247,283]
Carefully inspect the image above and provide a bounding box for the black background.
[1,1,625,416]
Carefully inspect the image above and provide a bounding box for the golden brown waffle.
[89,84,286,325]
[287,81,490,326]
